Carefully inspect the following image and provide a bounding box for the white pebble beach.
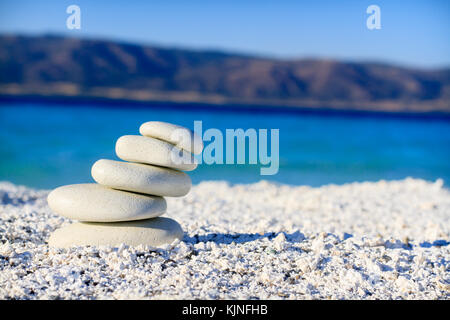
[0,178,449,300]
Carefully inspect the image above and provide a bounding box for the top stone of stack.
[115,121,203,172]
[139,121,204,155]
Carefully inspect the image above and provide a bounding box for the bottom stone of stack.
[48,217,183,248]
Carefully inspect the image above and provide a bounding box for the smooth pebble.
[47,183,166,222]
[116,135,198,171]
[139,121,203,154]
[48,217,183,248]
[91,159,191,197]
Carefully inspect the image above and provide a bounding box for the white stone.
[48,217,183,248]
[47,183,166,222]
[115,135,198,171]
[91,159,191,197]
[139,121,203,154]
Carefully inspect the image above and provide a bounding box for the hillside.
[1,34,449,113]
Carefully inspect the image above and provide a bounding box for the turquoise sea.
[1,101,450,189]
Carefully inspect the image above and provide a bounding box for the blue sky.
[0,0,449,68]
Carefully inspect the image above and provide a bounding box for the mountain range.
[0,34,449,113]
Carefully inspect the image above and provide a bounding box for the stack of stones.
[47,121,203,248]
